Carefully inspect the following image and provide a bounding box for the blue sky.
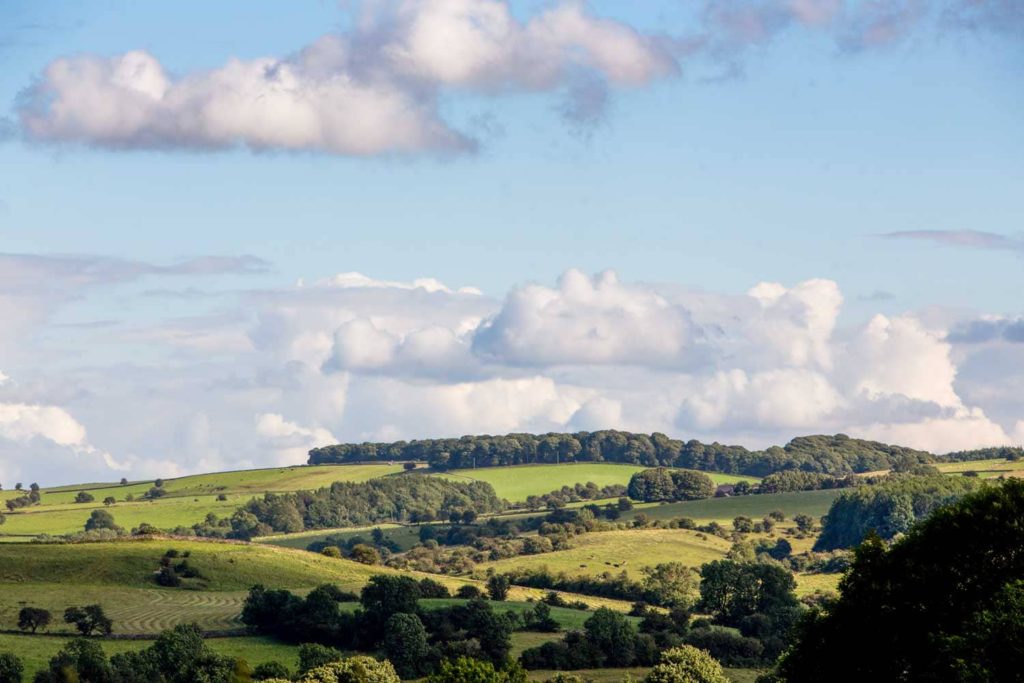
[0,0,1022,484]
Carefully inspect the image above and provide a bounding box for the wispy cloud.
[880,230,1024,252]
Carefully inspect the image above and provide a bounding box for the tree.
[349,544,380,565]
[426,657,524,683]
[774,480,1024,681]
[643,646,729,683]
[732,516,754,533]
[17,607,51,633]
[154,479,165,488]
[14,483,21,491]
[103,496,116,506]
[383,613,431,678]
[583,608,637,667]
[487,575,510,601]
[298,643,344,674]
[0,653,23,683]
[403,461,417,471]
[641,562,700,609]
[456,585,483,599]
[44,638,111,683]
[120,478,129,485]
[85,509,119,532]
[699,561,798,626]
[360,575,420,619]
[321,546,343,558]
[253,661,291,681]
[296,655,397,683]
[670,470,716,501]
[74,491,95,503]
[64,605,113,636]
[29,483,39,492]
[792,514,814,533]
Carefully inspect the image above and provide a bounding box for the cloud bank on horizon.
[0,257,1021,485]
[14,0,1022,156]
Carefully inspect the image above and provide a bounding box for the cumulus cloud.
[18,1,680,155]
[1,263,1021,484]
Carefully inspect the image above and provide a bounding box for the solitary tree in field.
[64,605,113,636]
[74,491,94,504]
[17,607,51,633]
[120,478,128,485]
[85,509,120,532]
[486,575,510,601]
[103,496,116,506]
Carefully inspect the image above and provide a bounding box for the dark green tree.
[383,613,431,678]
[583,608,637,667]
[487,575,510,601]
[0,653,23,683]
[84,509,119,532]
[774,480,1024,681]
[17,607,51,633]
[64,605,113,636]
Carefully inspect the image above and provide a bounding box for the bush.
[253,661,291,680]
[295,656,400,683]
[74,491,95,504]
[321,546,343,558]
[419,578,451,599]
[456,585,483,599]
[350,544,381,565]
[84,509,119,532]
[0,652,24,683]
[426,657,525,683]
[684,627,764,667]
[643,646,729,683]
[298,643,345,673]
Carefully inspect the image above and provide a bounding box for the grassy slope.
[935,458,1024,478]
[476,528,732,578]
[436,464,760,502]
[625,489,842,523]
[0,464,403,538]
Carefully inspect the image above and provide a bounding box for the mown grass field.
[476,528,733,578]
[436,464,760,502]
[626,489,842,523]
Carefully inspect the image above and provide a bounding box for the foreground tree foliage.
[774,479,1024,682]
[0,653,24,683]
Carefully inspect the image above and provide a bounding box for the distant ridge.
[310,431,1020,478]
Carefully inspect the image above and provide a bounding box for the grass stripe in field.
[432,463,760,501]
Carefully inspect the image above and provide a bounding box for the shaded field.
[0,633,299,681]
[476,528,732,579]
[436,464,760,502]
[258,524,424,552]
[626,489,843,523]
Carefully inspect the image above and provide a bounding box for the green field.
[0,464,404,538]
[476,528,732,578]
[436,464,760,502]
[626,489,842,523]
[935,458,1024,478]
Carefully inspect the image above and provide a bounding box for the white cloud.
[1,264,1020,484]
[18,1,680,155]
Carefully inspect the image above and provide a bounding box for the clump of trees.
[193,477,504,539]
[242,575,516,678]
[773,479,1024,681]
[814,474,984,550]
[627,469,716,503]
[31,623,257,683]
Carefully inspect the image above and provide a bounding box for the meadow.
[0,464,403,538]
[935,458,1024,478]
[476,527,733,578]
[625,489,843,523]
[435,463,760,502]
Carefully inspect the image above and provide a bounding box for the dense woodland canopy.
[814,475,985,550]
[308,431,994,477]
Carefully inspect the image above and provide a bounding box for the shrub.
[643,646,729,683]
[419,577,451,598]
[84,509,119,532]
[298,643,345,674]
[74,491,95,504]
[321,546,343,558]
[456,585,483,600]
[253,661,291,680]
[426,657,524,683]
[296,656,399,683]
[0,653,23,683]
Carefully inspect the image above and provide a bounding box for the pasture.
[476,527,732,578]
[436,463,760,501]
[935,458,1024,478]
[0,464,404,538]
[625,489,843,523]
